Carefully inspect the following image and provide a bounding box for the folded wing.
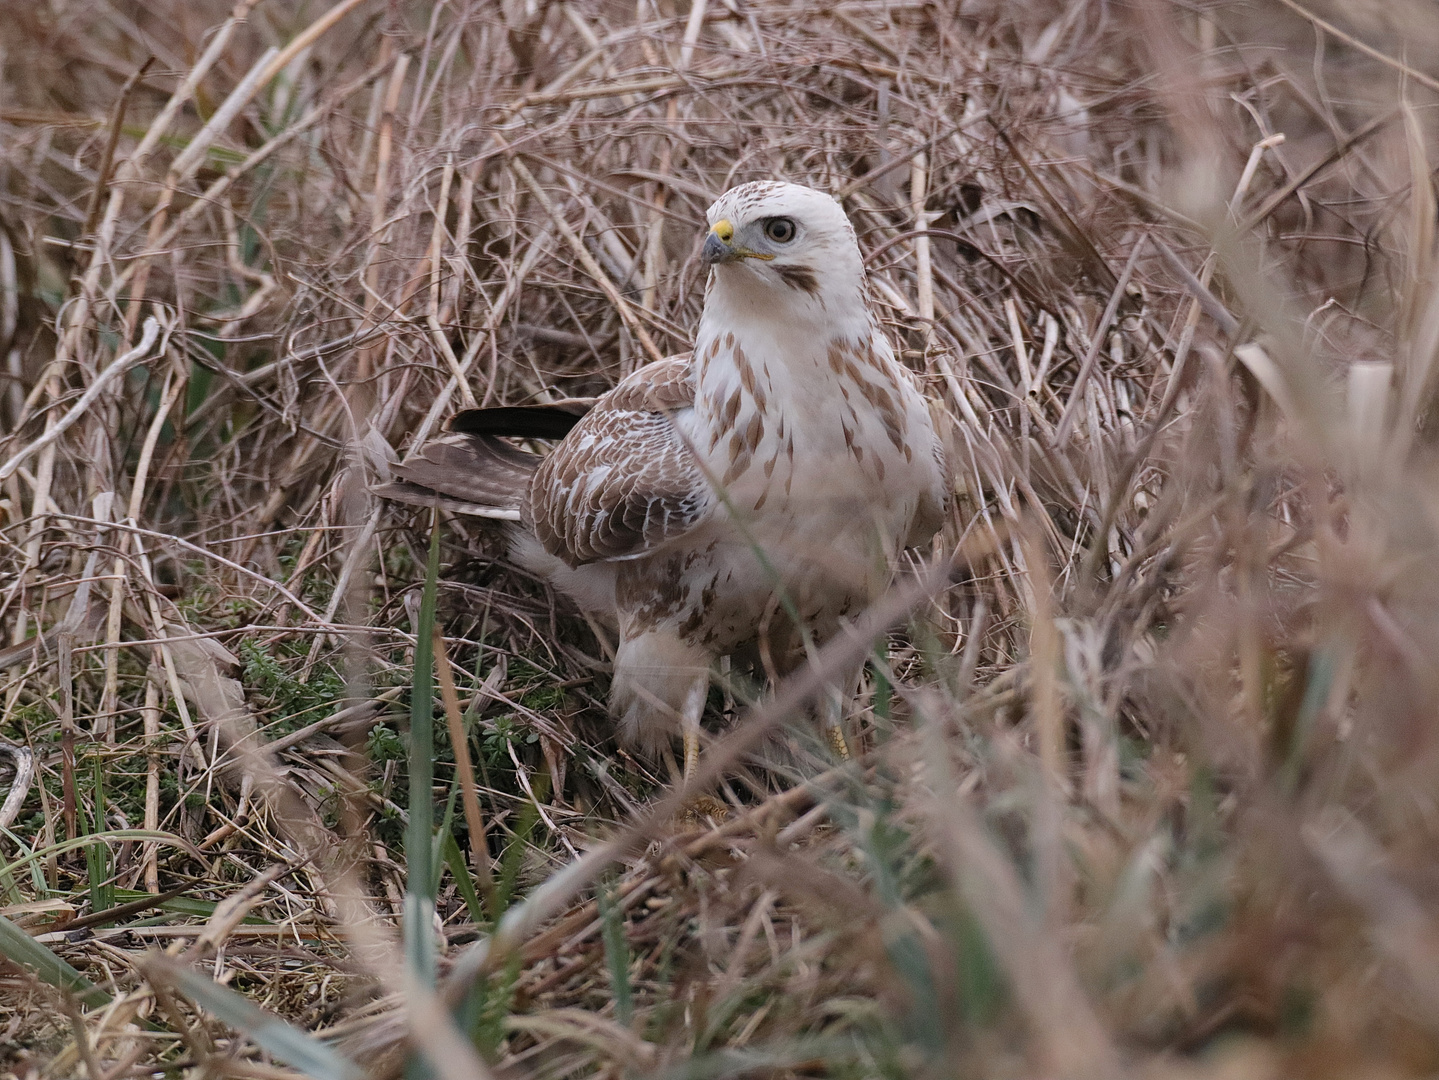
[528,355,713,565]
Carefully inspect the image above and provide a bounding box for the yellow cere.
[711,219,734,242]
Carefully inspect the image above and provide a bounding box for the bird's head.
[700,181,866,316]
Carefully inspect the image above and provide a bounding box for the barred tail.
[375,432,538,519]
[374,400,590,518]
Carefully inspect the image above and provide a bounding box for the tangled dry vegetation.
[3,0,1439,1076]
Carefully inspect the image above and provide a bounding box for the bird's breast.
[689,332,938,548]
[620,333,945,651]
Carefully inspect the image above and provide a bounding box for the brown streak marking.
[742,413,764,454]
[721,453,750,486]
[735,344,755,393]
[678,576,718,639]
[851,375,910,444]
[775,263,821,294]
[617,556,688,628]
[722,389,742,429]
[882,415,907,453]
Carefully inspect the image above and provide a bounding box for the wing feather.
[528,355,711,565]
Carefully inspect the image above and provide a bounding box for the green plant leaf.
[441,830,485,925]
[599,876,633,1026]
[86,755,114,915]
[0,912,110,1008]
[405,519,442,991]
[0,831,195,882]
[162,961,362,1080]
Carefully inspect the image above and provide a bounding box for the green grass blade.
[86,754,113,915]
[434,775,460,900]
[0,912,110,1008]
[0,824,42,902]
[598,877,633,1026]
[404,518,442,991]
[0,830,192,882]
[163,961,362,1080]
[494,798,539,917]
[441,831,485,925]
[459,954,521,1057]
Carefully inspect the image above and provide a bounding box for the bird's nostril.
[711,219,734,243]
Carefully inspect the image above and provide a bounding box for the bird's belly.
[724,433,925,548]
[615,536,879,656]
[614,448,909,654]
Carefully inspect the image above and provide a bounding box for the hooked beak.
[702,218,740,265]
[700,218,773,266]
[701,230,739,265]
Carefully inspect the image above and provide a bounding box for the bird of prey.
[382,181,951,776]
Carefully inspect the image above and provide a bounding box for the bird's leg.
[680,673,708,779]
[820,683,851,760]
[819,653,867,761]
[678,673,728,823]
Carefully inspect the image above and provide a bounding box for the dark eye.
[763,217,796,243]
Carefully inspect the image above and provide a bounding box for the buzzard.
[382,181,951,775]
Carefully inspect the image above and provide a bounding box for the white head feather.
[700,181,871,338]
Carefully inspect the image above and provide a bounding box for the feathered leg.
[610,629,712,756]
[680,673,708,778]
[818,654,864,760]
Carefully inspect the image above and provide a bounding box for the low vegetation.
[3,0,1439,1077]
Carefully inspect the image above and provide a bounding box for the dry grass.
[2,0,1439,1076]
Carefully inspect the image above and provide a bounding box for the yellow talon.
[683,726,700,779]
[676,676,727,824]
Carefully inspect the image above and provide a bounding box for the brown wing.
[527,354,712,565]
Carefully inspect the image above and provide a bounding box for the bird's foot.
[678,793,729,827]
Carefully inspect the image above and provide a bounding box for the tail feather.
[376,402,594,517]
[377,432,539,518]
[449,401,590,440]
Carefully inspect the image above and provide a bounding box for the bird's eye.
[763,217,797,243]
